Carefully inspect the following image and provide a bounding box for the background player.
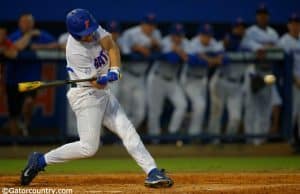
[278,14,300,149]
[147,23,188,136]
[20,9,173,188]
[7,13,58,135]
[215,18,247,136]
[183,24,222,136]
[241,5,282,145]
[119,14,162,129]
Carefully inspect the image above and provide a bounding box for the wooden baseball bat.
[18,77,96,92]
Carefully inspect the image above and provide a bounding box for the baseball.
[264,74,276,84]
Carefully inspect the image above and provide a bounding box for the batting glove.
[107,67,121,82]
[96,74,108,85]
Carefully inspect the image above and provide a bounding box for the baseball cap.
[198,24,214,36]
[288,13,300,23]
[170,23,185,35]
[106,21,120,33]
[256,4,269,15]
[142,13,156,25]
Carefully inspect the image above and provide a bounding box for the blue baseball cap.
[170,23,185,35]
[142,13,156,25]
[106,21,120,33]
[256,4,269,14]
[288,13,300,23]
[198,24,214,36]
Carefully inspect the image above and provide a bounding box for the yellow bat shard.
[18,81,43,92]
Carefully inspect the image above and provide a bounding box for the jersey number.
[94,50,108,69]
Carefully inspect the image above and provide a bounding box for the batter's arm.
[99,35,121,69]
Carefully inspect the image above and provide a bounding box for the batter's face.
[256,13,269,27]
[288,22,300,36]
[19,15,35,33]
[81,33,94,42]
[199,34,211,46]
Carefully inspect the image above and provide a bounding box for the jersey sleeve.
[97,25,110,40]
[153,30,162,43]
[241,28,264,51]
[161,37,172,53]
[213,40,224,52]
[8,31,21,42]
[119,30,132,54]
[277,36,291,53]
[182,39,191,53]
[187,38,198,54]
[38,31,56,43]
[58,33,69,44]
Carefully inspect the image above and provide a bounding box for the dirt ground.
[1,173,300,194]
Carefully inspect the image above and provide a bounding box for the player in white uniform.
[278,14,300,144]
[20,9,173,188]
[241,5,282,145]
[185,24,224,136]
[216,18,247,136]
[147,23,188,135]
[119,14,162,128]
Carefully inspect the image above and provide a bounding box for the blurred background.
[0,0,300,151]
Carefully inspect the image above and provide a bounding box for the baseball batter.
[20,9,173,188]
[147,23,188,135]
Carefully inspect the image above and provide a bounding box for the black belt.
[187,73,204,79]
[219,73,244,83]
[71,83,92,88]
[154,71,174,81]
[226,77,244,83]
[125,69,143,77]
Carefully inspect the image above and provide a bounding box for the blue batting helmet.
[66,8,98,40]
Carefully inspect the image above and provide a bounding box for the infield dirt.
[1,173,300,194]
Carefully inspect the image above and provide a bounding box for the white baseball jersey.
[66,26,110,86]
[120,25,162,54]
[241,25,279,51]
[161,35,190,53]
[278,33,300,78]
[189,36,224,54]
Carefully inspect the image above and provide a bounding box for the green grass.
[1,156,300,174]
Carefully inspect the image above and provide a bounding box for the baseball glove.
[250,74,266,94]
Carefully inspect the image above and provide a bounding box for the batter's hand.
[107,67,121,82]
[96,74,108,85]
